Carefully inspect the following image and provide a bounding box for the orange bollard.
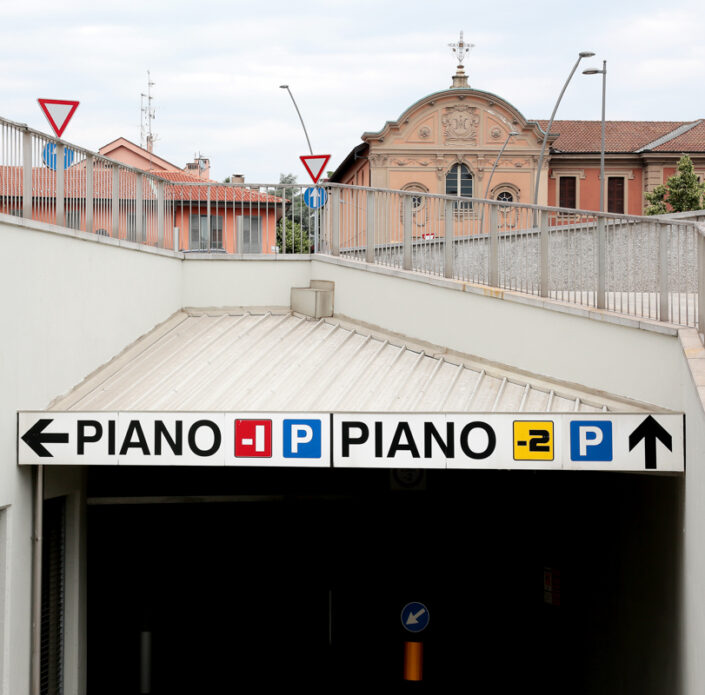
[403,641,423,681]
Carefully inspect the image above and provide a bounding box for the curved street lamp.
[533,51,595,206]
[484,130,520,199]
[279,85,313,155]
[583,61,607,212]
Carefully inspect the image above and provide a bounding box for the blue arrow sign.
[401,602,430,633]
[42,142,75,171]
[303,186,327,209]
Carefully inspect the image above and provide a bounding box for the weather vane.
[449,30,474,67]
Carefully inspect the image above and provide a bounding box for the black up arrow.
[21,418,69,457]
[629,415,672,470]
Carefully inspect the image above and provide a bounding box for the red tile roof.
[652,120,705,152]
[0,166,282,204]
[156,171,283,203]
[536,120,705,153]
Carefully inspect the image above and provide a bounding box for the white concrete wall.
[0,216,183,695]
[182,256,311,308]
[678,331,705,695]
[311,258,686,410]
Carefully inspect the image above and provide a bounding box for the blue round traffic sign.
[303,186,327,209]
[42,142,75,171]
[401,601,430,633]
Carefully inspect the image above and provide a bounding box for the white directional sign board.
[18,412,330,468]
[17,412,684,473]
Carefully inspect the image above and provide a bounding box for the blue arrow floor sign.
[401,602,430,633]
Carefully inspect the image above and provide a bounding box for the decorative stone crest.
[418,126,431,139]
[490,126,502,139]
[442,105,480,144]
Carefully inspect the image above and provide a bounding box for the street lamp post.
[583,61,607,212]
[484,130,520,199]
[279,85,313,155]
[480,130,519,234]
[533,51,595,207]
[279,85,317,252]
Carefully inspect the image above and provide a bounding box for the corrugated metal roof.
[49,310,650,413]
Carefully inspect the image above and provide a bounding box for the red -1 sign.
[37,99,80,138]
[300,154,331,184]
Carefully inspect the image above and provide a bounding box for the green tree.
[645,154,705,215]
[272,173,316,245]
[277,217,311,253]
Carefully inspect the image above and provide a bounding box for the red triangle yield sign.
[300,154,331,184]
[37,99,80,138]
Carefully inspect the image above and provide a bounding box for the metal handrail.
[1,115,703,331]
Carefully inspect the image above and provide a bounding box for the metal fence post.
[403,195,412,271]
[330,187,340,256]
[56,143,65,227]
[111,166,120,238]
[85,157,94,234]
[597,216,606,309]
[698,229,705,336]
[23,130,32,220]
[489,203,499,286]
[659,223,670,322]
[444,200,454,278]
[366,192,375,264]
[540,209,550,297]
[135,173,144,243]
[206,185,212,251]
[157,181,165,248]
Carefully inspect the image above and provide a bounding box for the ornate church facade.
[331,40,705,216]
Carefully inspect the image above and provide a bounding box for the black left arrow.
[629,415,672,470]
[21,418,69,457]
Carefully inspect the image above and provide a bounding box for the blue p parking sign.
[283,419,322,458]
[570,421,613,461]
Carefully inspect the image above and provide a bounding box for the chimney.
[231,174,245,184]
[184,153,210,180]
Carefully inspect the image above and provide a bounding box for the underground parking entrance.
[82,465,682,694]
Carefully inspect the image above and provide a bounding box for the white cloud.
[2,0,704,182]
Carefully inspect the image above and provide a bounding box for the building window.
[496,191,514,204]
[607,177,625,214]
[402,183,429,210]
[66,209,81,231]
[559,177,577,209]
[446,164,473,208]
[238,216,261,253]
[189,214,224,250]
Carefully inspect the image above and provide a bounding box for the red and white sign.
[234,419,272,457]
[37,99,80,138]
[300,154,331,184]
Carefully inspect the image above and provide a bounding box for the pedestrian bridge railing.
[2,115,704,332]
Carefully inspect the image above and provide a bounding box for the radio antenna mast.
[140,70,156,152]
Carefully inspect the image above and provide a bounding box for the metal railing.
[315,182,704,330]
[2,115,704,332]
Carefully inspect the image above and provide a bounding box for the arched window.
[402,183,429,210]
[446,164,473,208]
[496,191,513,204]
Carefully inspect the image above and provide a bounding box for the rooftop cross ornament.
[449,30,474,67]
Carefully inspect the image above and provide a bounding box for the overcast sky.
[2,0,704,183]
